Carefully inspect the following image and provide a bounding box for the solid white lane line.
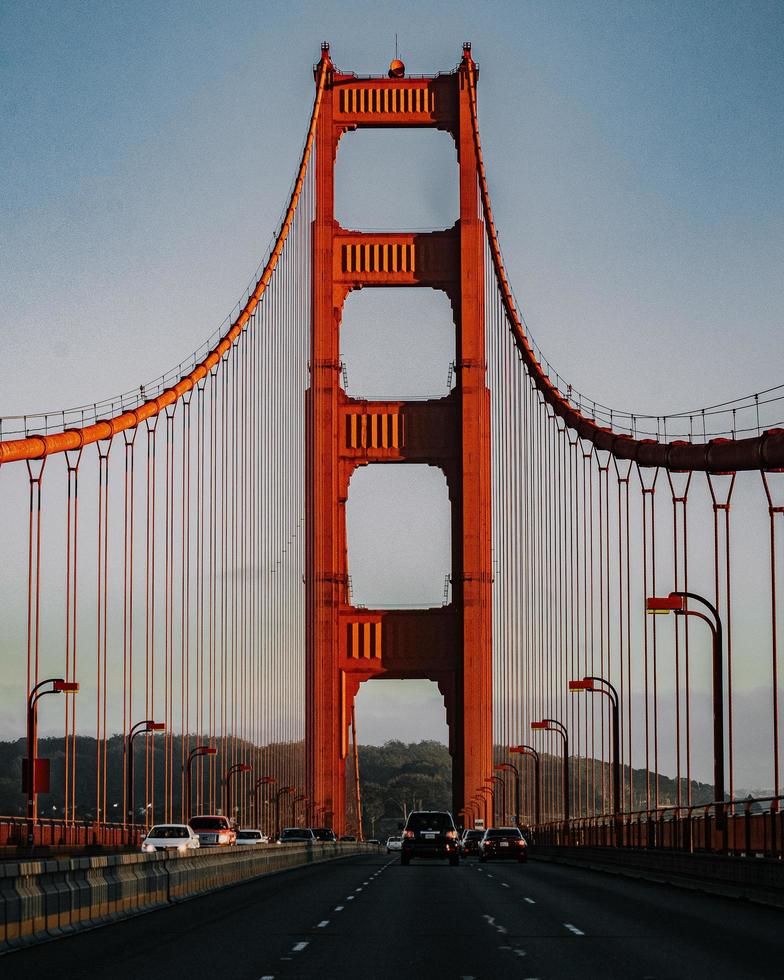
[563,923,584,936]
[316,920,329,928]
[524,897,535,904]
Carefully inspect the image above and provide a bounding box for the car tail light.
[446,830,458,839]
[218,831,231,843]
[404,830,415,839]
[517,838,526,846]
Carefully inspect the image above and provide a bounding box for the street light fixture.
[127,720,165,827]
[569,676,621,845]
[646,590,726,835]
[25,678,80,835]
[531,719,570,840]
[185,745,217,820]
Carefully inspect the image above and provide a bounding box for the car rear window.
[406,812,454,832]
[486,827,522,839]
[189,817,229,830]
[238,831,260,839]
[465,830,483,840]
[148,826,189,838]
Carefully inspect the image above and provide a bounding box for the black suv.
[401,811,459,866]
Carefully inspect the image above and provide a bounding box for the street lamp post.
[510,744,541,826]
[224,764,252,823]
[477,785,495,827]
[253,776,277,829]
[531,720,569,842]
[569,677,621,845]
[25,678,79,839]
[487,775,506,824]
[293,794,307,826]
[647,590,726,838]
[275,786,295,838]
[496,762,520,828]
[126,719,165,828]
[185,745,217,821]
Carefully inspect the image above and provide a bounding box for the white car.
[236,828,268,845]
[141,824,200,854]
[386,835,403,853]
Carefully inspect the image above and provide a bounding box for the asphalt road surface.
[3,852,782,979]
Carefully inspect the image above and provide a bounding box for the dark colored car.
[459,828,484,857]
[401,811,459,866]
[479,826,527,862]
[278,827,316,844]
[309,827,337,842]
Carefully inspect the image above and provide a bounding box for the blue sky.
[1,1,782,762]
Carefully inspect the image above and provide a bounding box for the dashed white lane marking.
[502,882,511,888]
[482,914,508,935]
[259,975,275,979]
[292,942,309,953]
[524,897,536,904]
[563,923,585,936]
[316,920,329,928]
[347,895,355,901]
[355,887,363,892]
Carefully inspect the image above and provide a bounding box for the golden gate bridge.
[1,43,783,858]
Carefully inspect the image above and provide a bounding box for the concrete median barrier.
[0,841,372,952]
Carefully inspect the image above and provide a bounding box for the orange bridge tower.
[306,43,492,833]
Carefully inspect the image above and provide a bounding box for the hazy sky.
[1,1,782,757]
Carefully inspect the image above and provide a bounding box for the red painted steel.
[306,44,492,832]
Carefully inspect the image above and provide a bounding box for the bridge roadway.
[2,852,781,978]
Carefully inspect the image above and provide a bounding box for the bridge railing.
[0,815,142,851]
[528,795,783,859]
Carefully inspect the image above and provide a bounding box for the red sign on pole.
[22,757,51,794]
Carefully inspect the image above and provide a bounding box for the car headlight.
[143,843,155,852]
[177,843,188,852]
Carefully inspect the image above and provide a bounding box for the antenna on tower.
[388,33,405,78]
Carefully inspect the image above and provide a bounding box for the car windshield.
[147,826,189,839]
[465,830,484,840]
[310,828,335,840]
[189,817,229,830]
[406,812,453,832]
[486,828,522,839]
[238,831,260,839]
